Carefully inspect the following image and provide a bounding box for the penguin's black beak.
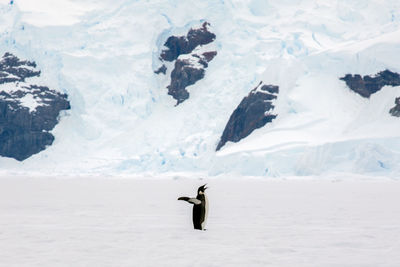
[198,183,208,192]
[197,184,208,193]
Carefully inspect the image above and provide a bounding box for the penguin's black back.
[192,194,206,230]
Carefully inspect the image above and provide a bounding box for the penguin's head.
[197,184,208,194]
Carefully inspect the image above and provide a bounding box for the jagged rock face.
[340,70,400,98]
[216,82,279,151]
[155,22,217,105]
[389,97,400,117]
[0,52,41,84]
[167,60,205,104]
[0,53,70,161]
[340,69,400,117]
[160,23,216,62]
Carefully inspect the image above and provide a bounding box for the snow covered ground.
[1,176,400,267]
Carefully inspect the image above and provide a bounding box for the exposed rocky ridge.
[167,51,217,104]
[340,70,400,117]
[0,52,41,84]
[340,70,400,98]
[389,97,400,117]
[167,59,205,104]
[160,22,216,62]
[0,53,70,161]
[155,22,217,105]
[216,82,279,151]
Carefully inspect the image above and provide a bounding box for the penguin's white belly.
[201,195,208,230]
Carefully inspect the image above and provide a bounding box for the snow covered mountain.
[1,0,400,177]
[0,52,70,161]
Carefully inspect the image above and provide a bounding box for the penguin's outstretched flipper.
[178,197,201,205]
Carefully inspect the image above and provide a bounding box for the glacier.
[0,0,400,177]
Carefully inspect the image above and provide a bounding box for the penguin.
[178,184,209,230]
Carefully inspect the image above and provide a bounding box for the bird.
[178,184,209,230]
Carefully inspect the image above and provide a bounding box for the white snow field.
[1,176,400,267]
[1,0,400,177]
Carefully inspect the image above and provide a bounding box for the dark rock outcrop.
[340,69,400,98]
[167,59,205,104]
[155,22,217,105]
[154,64,167,75]
[160,22,216,62]
[340,69,400,117]
[389,97,400,117]
[201,51,217,63]
[166,51,217,105]
[0,53,70,161]
[216,82,279,151]
[0,52,41,84]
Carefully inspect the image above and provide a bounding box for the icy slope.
[0,0,400,177]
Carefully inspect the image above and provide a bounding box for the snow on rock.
[340,69,400,98]
[0,52,40,84]
[217,81,279,151]
[159,22,216,62]
[0,53,70,161]
[155,22,217,105]
[340,70,400,117]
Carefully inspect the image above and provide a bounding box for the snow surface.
[0,81,45,112]
[1,176,400,267]
[17,92,39,112]
[0,0,400,177]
